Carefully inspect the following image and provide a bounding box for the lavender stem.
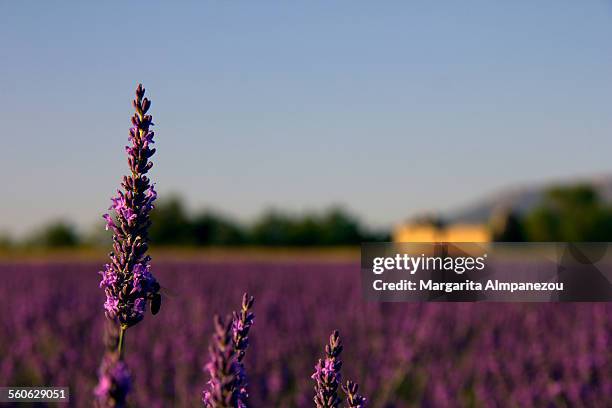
[117,325,126,360]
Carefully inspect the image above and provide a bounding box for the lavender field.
[0,259,610,407]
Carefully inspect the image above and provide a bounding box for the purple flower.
[94,354,131,408]
[202,315,241,407]
[343,381,367,408]
[102,214,116,231]
[203,293,256,407]
[99,264,117,289]
[109,192,137,226]
[134,298,146,315]
[231,293,255,405]
[312,330,343,408]
[130,263,155,295]
[232,293,255,361]
[99,84,161,329]
[103,296,119,316]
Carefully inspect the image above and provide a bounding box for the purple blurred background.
[1,261,610,406]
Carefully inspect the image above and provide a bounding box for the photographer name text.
[371,254,563,293]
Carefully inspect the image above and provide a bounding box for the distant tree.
[191,211,246,245]
[250,211,295,246]
[318,207,363,245]
[288,214,321,246]
[524,207,560,241]
[129,195,388,247]
[524,184,612,242]
[31,221,80,247]
[0,231,12,249]
[148,196,193,245]
[491,209,526,242]
[250,207,372,246]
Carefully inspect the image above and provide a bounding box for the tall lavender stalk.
[99,83,161,354]
[202,314,241,407]
[203,293,255,408]
[312,330,343,408]
[96,84,161,406]
[232,293,255,405]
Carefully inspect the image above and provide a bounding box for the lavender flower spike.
[343,380,367,408]
[312,330,343,408]
[232,293,255,362]
[99,83,161,334]
[203,315,241,408]
[203,293,255,408]
[232,293,255,405]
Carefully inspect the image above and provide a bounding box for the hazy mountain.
[447,175,612,224]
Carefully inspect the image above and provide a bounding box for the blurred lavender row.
[1,261,610,407]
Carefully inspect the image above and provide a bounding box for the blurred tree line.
[493,184,612,242]
[147,197,389,246]
[4,184,612,250]
[0,196,389,249]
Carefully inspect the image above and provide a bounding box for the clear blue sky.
[1,1,611,236]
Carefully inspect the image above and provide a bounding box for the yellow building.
[393,222,491,243]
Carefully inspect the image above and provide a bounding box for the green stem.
[117,325,127,360]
